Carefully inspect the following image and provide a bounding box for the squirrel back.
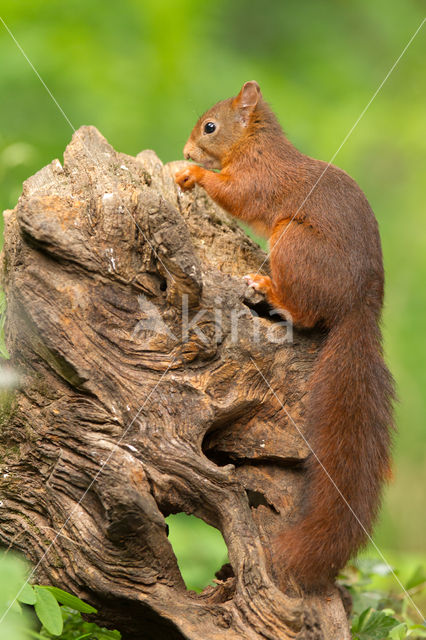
[176,81,395,591]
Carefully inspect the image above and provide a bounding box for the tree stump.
[0,127,350,639]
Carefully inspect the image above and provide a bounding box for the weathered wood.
[0,127,350,639]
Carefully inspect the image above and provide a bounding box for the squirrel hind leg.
[244,273,318,328]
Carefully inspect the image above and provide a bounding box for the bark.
[0,127,350,639]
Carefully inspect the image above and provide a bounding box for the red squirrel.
[174,81,395,591]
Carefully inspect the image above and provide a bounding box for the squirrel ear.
[233,81,262,123]
[240,81,262,108]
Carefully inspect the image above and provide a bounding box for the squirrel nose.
[183,142,192,161]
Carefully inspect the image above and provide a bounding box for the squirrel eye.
[204,121,216,134]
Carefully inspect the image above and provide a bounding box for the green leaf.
[33,586,63,636]
[350,588,388,616]
[38,585,97,614]
[389,623,408,639]
[27,630,51,640]
[352,607,400,639]
[17,583,36,606]
[405,565,426,591]
[0,343,10,359]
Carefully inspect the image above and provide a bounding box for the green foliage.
[0,552,121,639]
[32,587,64,636]
[352,608,400,640]
[1,540,426,639]
[166,513,228,591]
[37,587,96,615]
[340,557,426,639]
[0,552,30,640]
[44,607,121,640]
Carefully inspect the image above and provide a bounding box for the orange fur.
[175,81,395,591]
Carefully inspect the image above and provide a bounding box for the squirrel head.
[183,81,262,170]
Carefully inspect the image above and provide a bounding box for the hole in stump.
[165,513,228,592]
[246,489,270,509]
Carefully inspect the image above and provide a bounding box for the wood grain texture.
[0,127,350,639]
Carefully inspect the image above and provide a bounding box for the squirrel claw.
[243,274,259,289]
[175,167,198,191]
[244,273,271,293]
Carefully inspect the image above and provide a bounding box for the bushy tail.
[277,307,395,590]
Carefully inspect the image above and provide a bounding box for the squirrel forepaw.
[175,166,202,191]
[243,274,272,294]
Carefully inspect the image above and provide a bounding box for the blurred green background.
[0,0,425,588]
